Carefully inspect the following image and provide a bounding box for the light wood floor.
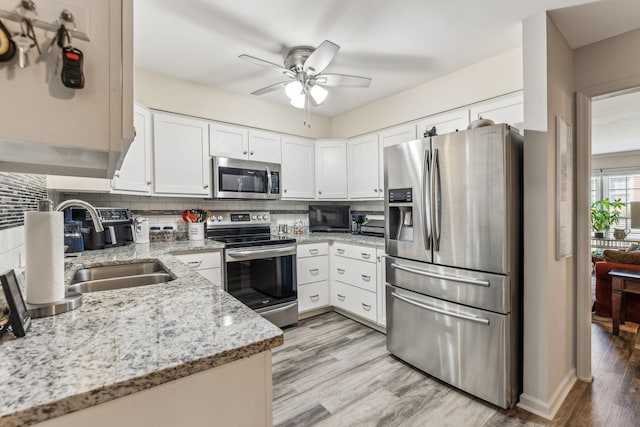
[272,312,640,426]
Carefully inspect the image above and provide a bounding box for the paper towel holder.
[26,291,82,318]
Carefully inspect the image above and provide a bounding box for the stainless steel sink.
[69,261,174,293]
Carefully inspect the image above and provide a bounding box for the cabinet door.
[249,130,281,163]
[470,93,523,132]
[417,109,469,137]
[153,113,211,196]
[348,134,380,199]
[315,140,348,199]
[209,123,249,160]
[376,249,386,327]
[379,123,417,148]
[282,136,315,199]
[112,104,152,194]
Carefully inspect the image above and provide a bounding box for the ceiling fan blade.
[315,73,372,88]
[303,40,339,75]
[251,81,289,96]
[239,54,295,78]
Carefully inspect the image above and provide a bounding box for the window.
[592,169,640,238]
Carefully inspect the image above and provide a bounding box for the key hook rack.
[0,0,90,42]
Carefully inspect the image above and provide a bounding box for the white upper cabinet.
[417,109,469,138]
[153,113,211,197]
[469,92,523,132]
[112,105,152,194]
[0,0,133,179]
[248,130,282,164]
[210,124,281,163]
[281,136,315,199]
[348,134,380,200]
[379,123,417,147]
[315,140,348,200]
[209,123,249,160]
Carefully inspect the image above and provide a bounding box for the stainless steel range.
[206,211,298,328]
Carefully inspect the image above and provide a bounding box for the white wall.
[0,227,25,273]
[331,48,523,138]
[592,151,640,170]
[134,68,333,139]
[519,13,576,420]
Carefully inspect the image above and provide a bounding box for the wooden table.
[608,268,640,335]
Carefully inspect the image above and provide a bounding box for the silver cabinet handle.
[337,294,345,301]
[310,294,320,300]
[362,303,371,310]
[336,248,345,254]
[361,253,371,259]
[361,275,371,281]
[337,268,345,274]
[309,248,319,255]
[391,263,490,287]
[187,260,203,268]
[391,291,490,325]
[309,268,319,274]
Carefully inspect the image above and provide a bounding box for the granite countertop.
[292,232,385,248]
[0,240,283,427]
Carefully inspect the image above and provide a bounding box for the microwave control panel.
[388,188,413,203]
[270,172,280,194]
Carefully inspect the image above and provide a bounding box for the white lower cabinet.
[332,257,377,293]
[297,243,330,313]
[173,251,222,286]
[332,281,377,323]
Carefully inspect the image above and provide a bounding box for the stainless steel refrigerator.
[384,124,523,409]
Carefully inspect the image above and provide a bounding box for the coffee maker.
[71,207,135,250]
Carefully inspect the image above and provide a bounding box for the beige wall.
[592,151,640,170]
[519,13,576,420]
[331,48,523,138]
[134,68,333,139]
[574,28,640,95]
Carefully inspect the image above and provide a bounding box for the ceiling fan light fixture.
[285,81,303,100]
[309,84,328,105]
[290,93,306,109]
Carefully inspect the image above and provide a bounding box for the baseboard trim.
[298,306,332,320]
[517,368,577,420]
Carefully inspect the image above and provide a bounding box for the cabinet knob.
[203,184,209,189]
[243,151,248,155]
[379,188,383,193]
[115,172,120,178]
[374,189,378,193]
[284,189,288,193]
[318,190,322,195]
[250,151,254,155]
[147,181,152,186]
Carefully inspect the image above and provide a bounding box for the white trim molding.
[518,369,577,420]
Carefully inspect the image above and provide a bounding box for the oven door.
[213,157,281,200]
[225,244,297,312]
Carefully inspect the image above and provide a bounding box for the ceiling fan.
[239,40,372,126]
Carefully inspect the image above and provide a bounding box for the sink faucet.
[55,199,104,232]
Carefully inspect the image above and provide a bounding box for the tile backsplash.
[0,173,48,272]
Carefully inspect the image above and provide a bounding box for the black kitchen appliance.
[206,211,298,328]
[360,216,385,237]
[71,207,135,250]
[309,205,351,232]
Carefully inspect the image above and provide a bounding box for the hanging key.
[24,19,40,55]
[12,34,33,68]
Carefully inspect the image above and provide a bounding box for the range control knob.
[262,215,268,220]
[251,215,258,220]
[217,216,223,221]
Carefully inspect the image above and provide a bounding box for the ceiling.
[134,0,638,118]
[592,89,640,155]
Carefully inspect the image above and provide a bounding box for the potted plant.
[591,197,625,238]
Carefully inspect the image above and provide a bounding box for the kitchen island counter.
[0,240,283,426]
[291,232,385,248]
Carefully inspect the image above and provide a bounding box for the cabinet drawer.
[333,243,376,263]
[297,256,329,285]
[196,268,222,286]
[333,257,377,292]
[298,281,330,313]
[297,242,329,258]
[174,251,221,270]
[333,281,377,323]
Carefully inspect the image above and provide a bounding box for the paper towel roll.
[25,211,65,304]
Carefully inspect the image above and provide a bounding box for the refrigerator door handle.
[422,149,432,250]
[390,262,491,287]
[431,148,441,251]
[391,291,490,325]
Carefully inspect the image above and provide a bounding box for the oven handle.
[391,291,490,325]
[257,301,298,316]
[226,245,296,260]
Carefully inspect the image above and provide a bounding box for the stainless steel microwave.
[212,157,281,200]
